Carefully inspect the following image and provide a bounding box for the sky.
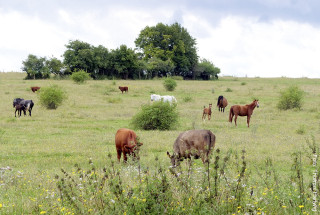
[1,0,320,78]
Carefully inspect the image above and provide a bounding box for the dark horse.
[217,95,228,112]
[229,100,259,127]
[13,98,34,117]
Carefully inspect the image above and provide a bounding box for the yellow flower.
[257,213,261,215]
[282,206,287,208]
[237,206,241,208]
[299,205,304,208]
[0,203,2,208]
[142,199,146,202]
[40,211,47,214]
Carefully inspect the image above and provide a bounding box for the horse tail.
[229,107,233,122]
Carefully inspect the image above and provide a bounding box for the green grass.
[0,72,320,214]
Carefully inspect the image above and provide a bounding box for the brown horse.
[202,104,212,120]
[217,95,228,112]
[229,100,259,127]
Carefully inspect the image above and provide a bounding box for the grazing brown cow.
[115,128,143,162]
[119,86,128,93]
[31,86,40,92]
[167,129,216,167]
[202,104,212,120]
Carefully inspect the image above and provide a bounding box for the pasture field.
[0,72,320,214]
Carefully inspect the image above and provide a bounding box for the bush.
[277,86,304,110]
[71,70,91,84]
[39,85,67,109]
[131,101,179,130]
[163,78,177,91]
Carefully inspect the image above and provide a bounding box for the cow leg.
[123,151,128,162]
[117,149,122,162]
[15,109,17,117]
[29,110,31,116]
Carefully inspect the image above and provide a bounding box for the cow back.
[173,129,215,158]
[115,128,137,149]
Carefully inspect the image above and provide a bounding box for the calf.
[167,129,216,167]
[119,86,128,93]
[31,86,40,92]
[115,128,143,162]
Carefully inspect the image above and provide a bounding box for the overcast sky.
[1,0,320,78]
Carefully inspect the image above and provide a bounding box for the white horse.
[150,94,177,104]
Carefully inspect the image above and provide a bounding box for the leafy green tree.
[146,57,175,78]
[22,54,50,79]
[63,40,94,73]
[92,45,111,78]
[194,58,221,80]
[110,45,139,79]
[135,22,198,79]
[46,57,65,77]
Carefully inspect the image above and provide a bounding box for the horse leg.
[247,116,250,127]
[234,115,238,126]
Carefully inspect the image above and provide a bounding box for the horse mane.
[217,95,223,106]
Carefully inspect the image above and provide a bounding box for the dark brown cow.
[119,86,128,93]
[167,129,216,167]
[31,86,40,92]
[115,128,143,162]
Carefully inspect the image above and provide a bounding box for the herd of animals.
[12,85,259,167]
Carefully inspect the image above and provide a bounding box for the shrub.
[71,70,91,84]
[131,101,179,130]
[277,86,304,110]
[183,96,192,102]
[225,88,232,92]
[163,78,177,91]
[39,85,67,109]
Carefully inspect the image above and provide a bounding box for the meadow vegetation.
[0,73,320,214]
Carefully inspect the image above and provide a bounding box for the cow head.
[167,151,180,167]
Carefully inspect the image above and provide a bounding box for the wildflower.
[282,206,287,208]
[0,203,2,208]
[142,199,146,202]
[40,211,46,214]
[262,193,267,195]
[237,206,241,209]
[299,205,304,208]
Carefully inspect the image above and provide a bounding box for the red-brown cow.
[119,86,128,93]
[31,86,40,93]
[115,128,143,162]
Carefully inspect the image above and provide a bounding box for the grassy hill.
[0,72,319,214]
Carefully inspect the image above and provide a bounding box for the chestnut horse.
[217,95,228,112]
[229,100,259,127]
[202,104,212,120]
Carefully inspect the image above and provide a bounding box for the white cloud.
[191,16,320,78]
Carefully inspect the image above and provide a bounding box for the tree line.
[22,22,220,80]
